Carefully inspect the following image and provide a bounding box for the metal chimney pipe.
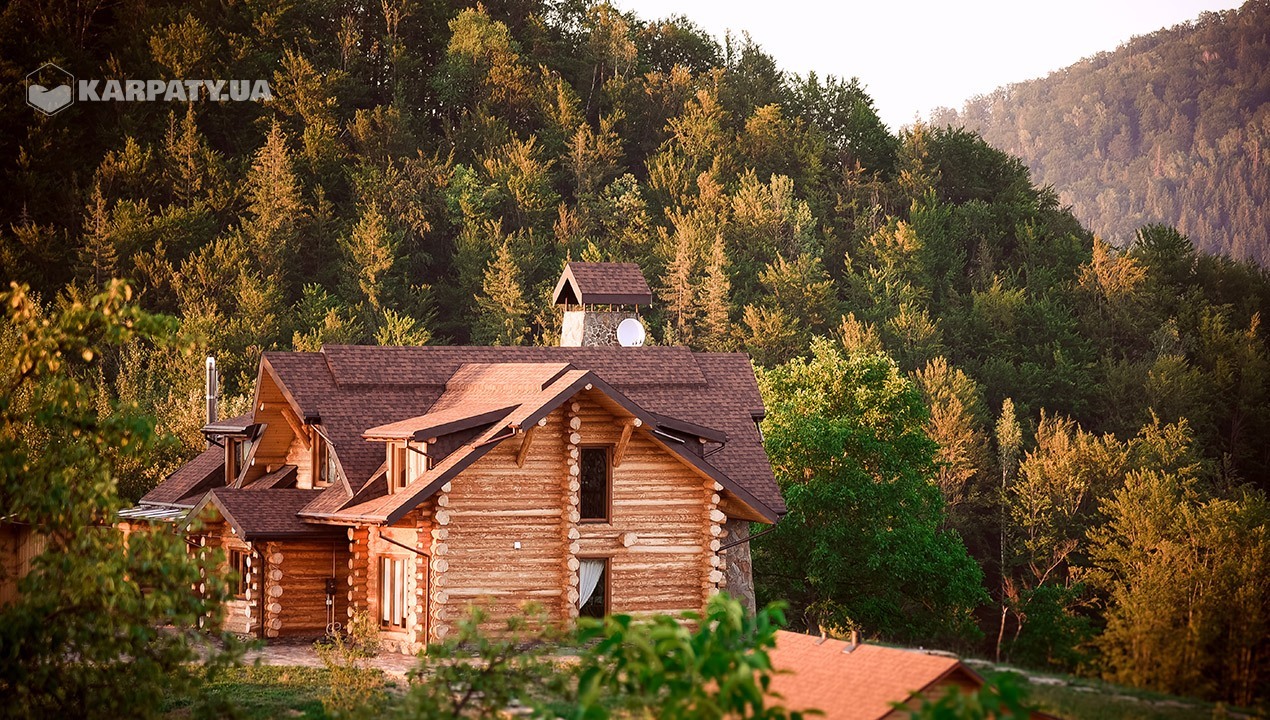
[205,356,218,429]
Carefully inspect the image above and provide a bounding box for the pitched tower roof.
[552,262,653,306]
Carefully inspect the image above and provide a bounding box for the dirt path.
[238,638,419,677]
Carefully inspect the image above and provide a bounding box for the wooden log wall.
[562,403,581,620]
[347,525,369,623]
[432,389,714,635]
[260,538,349,638]
[348,505,433,653]
[439,405,571,635]
[0,524,45,606]
[571,391,714,616]
[201,528,255,636]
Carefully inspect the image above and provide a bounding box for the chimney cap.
[552,262,653,306]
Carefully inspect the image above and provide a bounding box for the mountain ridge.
[932,0,1270,264]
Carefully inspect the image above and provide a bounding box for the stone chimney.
[552,262,652,347]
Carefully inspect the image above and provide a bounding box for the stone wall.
[560,310,639,347]
[722,518,756,615]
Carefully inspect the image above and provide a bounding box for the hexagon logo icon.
[26,63,74,116]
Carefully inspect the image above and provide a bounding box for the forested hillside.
[3,0,1270,706]
[933,0,1270,264]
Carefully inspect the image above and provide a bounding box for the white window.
[578,557,608,617]
[379,556,407,629]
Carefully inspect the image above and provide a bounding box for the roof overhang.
[184,491,344,541]
[362,405,516,442]
[118,504,189,522]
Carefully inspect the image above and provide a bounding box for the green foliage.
[754,339,987,645]
[473,239,531,346]
[392,603,573,719]
[0,281,240,719]
[315,611,388,718]
[393,595,804,720]
[572,594,803,720]
[1087,419,1270,706]
[3,0,1270,706]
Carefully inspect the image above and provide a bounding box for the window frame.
[389,442,409,493]
[577,556,610,618]
[378,555,408,631]
[229,548,250,599]
[316,439,338,488]
[578,445,612,523]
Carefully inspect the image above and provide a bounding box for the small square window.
[393,444,408,491]
[317,440,337,487]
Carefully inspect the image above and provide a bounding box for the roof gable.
[188,488,342,540]
[552,262,653,306]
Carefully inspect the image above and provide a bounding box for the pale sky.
[613,0,1244,130]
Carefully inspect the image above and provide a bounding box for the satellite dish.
[617,318,646,347]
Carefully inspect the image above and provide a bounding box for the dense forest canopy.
[3,0,1269,706]
[933,0,1270,265]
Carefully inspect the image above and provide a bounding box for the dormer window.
[233,438,252,476]
[389,443,409,493]
[316,439,337,488]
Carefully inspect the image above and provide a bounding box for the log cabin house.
[125,263,785,653]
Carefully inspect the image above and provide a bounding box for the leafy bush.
[314,610,386,717]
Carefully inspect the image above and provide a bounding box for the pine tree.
[698,233,735,351]
[339,202,401,314]
[658,226,701,346]
[243,122,305,279]
[375,308,431,346]
[912,357,990,534]
[77,186,117,288]
[473,241,529,346]
[163,105,214,209]
[994,397,1022,662]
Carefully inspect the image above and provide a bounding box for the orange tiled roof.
[767,631,976,720]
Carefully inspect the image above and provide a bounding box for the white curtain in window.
[578,559,605,608]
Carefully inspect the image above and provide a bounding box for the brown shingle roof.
[152,344,784,529]
[199,488,342,539]
[140,446,224,506]
[243,465,298,490]
[552,262,653,305]
[268,346,781,517]
[766,631,976,720]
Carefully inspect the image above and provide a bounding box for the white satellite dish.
[617,318,646,347]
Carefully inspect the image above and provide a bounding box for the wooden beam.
[612,420,635,468]
[280,406,310,449]
[515,425,537,468]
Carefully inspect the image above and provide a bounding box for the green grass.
[978,668,1263,720]
[165,661,1263,720]
[163,665,337,719]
